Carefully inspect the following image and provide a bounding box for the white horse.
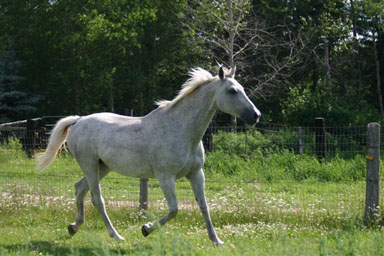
[37,66,261,245]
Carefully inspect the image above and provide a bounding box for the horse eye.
[228,88,237,94]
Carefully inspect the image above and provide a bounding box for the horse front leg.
[142,176,178,236]
[187,169,223,245]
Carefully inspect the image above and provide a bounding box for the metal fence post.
[364,122,380,226]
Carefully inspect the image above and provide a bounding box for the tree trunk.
[108,86,114,113]
[108,56,115,113]
[228,0,234,68]
[324,39,331,96]
[73,81,81,114]
[312,61,319,89]
[373,30,384,119]
[350,0,363,90]
[107,70,114,113]
[228,0,237,131]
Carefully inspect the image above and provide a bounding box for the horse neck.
[165,82,218,147]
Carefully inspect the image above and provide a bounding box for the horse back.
[66,112,204,178]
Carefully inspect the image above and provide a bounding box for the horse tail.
[36,115,80,170]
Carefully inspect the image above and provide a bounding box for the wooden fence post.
[25,119,44,158]
[315,117,327,163]
[125,108,149,212]
[25,119,36,158]
[364,122,380,226]
[203,122,214,152]
[298,127,303,155]
[139,178,149,211]
[231,116,237,133]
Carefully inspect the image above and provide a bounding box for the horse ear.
[229,66,236,78]
[219,66,224,80]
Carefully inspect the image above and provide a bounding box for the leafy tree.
[360,0,384,119]
[282,82,378,126]
[0,0,204,116]
[1,0,384,126]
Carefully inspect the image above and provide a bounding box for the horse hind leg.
[68,162,112,237]
[142,176,178,236]
[84,160,125,241]
[68,177,88,235]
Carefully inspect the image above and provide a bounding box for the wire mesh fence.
[206,121,369,160]
[0,120,383,223]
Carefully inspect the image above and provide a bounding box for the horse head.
[215,66,261,125]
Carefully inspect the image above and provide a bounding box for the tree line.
[0,0,383,126]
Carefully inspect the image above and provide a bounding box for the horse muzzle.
[241,108,261,126]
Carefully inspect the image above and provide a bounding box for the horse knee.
[74,178,88,197]
[91,195,104,207]
[74,178,84,190]
[91,197,98,206]
[76,218,84,225]
[168,207,178,218]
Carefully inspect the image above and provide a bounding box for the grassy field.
[1,137,384,255]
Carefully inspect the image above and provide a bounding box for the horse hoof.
[212,238,224,246]
[216,240,224,246]
[68,224,77,236]
[142,225,150,237]
[113,234,125,241]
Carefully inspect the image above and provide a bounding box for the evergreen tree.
[0,42,40,123]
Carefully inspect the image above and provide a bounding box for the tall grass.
[205,129,369,182]
[1,190,383,256]
[205,150,367,182]
[1,133,384,255]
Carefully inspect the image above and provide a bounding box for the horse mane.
[155,68,218,109]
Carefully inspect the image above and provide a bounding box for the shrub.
[212,129,301,155]
[205,148,366,182]
[281,83,379,126]
[0,136,23,151]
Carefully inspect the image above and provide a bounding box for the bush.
[207,129,367,182]
[281,83,379,126]
[212,124,366,160]
[0,137,23,151]
[213,130,270,154]
[205,150,366,182]
[212,129,301,155]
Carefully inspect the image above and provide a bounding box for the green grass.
[205,150,367,182]
[1,138,384,255]
[1,200,384,256]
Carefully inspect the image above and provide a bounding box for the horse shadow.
[2,239,152,255]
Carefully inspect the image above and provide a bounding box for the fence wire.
[207,122,369,160]
[0,123,383,223]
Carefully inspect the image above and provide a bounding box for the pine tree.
[0,42,40,123]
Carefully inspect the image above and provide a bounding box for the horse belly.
[175,154,204,179]
[100,151,154,178]
[112,162,154,179]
